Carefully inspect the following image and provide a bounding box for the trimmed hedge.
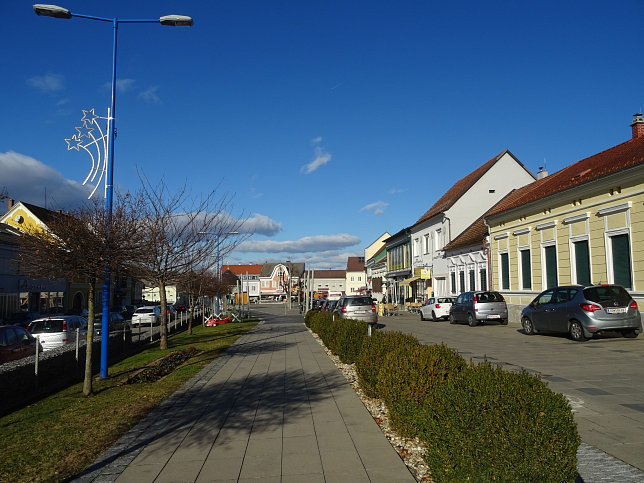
[306,319,580,482]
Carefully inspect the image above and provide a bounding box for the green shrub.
[418,361,580,482]
[355,331,420,398]
[380,343,466,437]
[334,319,369,364]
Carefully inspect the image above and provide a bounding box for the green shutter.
[574,240,591,285]
[480,268,487,291]
[612,234,632,288]
[521,249,532,289]
[545,245,558,288]
[501,253,510,290]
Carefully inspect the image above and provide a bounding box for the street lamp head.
[160,15,193,26]
[33,4,71,19]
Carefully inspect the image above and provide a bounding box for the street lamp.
[34,4,193,378]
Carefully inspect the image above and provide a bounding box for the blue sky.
[2,1,644,269]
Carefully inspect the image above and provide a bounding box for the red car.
[0,325,42,363]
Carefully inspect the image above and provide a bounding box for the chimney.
[631,113,644,139]
[8,199,14,209]
[537,166,548,179]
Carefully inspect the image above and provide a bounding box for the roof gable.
[413,150,531,227]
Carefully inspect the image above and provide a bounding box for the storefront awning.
[400,276,420,285]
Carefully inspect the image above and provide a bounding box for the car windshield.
[583,285,632,307]
[437,298,453,303]
[29,320,64,333]
[476,292,504,302]
[136,309,154,314]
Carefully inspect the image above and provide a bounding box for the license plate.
[354,310,366,314]
[606,307,627,314]
[487,314,500,319]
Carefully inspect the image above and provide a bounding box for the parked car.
[449,291,508,326]
[333,295,378,325]
[27,315,87,351]
[0,325,42,363]
[174,304,187,312]
[93,312,129,334]
[120,305,136,320]
[323,299,339,312]
[521,284,641,342]
[131,306,161,326]
[420,297,455,321]
[6,311,41,328]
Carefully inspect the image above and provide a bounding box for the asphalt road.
[376,311,644,471]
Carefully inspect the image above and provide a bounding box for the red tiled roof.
[346,256,365,272]
[313,269,346,279]
[413,150,530,227]
[486,134,644,218]
[221,264,263,275]
[443,217,488,251]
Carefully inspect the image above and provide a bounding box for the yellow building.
[485,115,644,320]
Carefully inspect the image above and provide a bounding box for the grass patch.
[0,321,257,483]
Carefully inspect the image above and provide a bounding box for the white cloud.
[301,146,331,174]
[240,213,282,236]
[388,187,405,195]
[27,73,64,93]
[0,151,92,211]
[103,78,136,93]
[360,200,388,215]
[311,136,323,144]
[138,86,161,104]
[236,233,360,253]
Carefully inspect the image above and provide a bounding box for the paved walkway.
[74,305,644,482]
[75,306,415,482]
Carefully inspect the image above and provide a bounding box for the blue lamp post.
[33,4,193,378]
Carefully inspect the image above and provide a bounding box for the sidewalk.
[74,306,415,482]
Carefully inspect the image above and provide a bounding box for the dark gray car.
[521,284,641,341]
[449,291,508,326]
[333,295,378,325]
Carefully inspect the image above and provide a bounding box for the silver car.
[333,295,378,325]
[449,291,508,326]
[27,315,87,351]
[521,284,641,342]
[131,306,161,326]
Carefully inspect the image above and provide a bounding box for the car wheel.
[569,320,587,342]
[522,317,535,335]
[623,330,639,339]
[420,311,425,321]
[500,318,508,325]
[431,311,438,322]
[449,314,457,324]
[468,313,478,327]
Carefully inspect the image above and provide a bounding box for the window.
[544,245,558,289]
[520,249,531,289]
[479,268,487,291]
[469,269,475,291]
[450,272,456,294]
[459,271,465,293]
[610,233,632,289]
[500,252,510,290]
[424,234,430,254]
[573,240,591,285]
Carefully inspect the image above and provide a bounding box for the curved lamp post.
[33,4,193,378]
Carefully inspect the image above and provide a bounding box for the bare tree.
[130,175,246,349]
[15,196,140,395]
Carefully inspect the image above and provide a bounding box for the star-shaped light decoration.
[66,108,110,200]
[65,134,83,151]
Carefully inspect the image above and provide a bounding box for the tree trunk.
[187,293,194,335]
[159,281,168,350]
[83,280,96,396]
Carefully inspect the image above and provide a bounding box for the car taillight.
[62,321,67,331]
[630,301,638,310]
[371,304,376,313]
[473,295,478,302]
[580,303,601,312]
[342,306,347,313]
[435,303,441,308]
